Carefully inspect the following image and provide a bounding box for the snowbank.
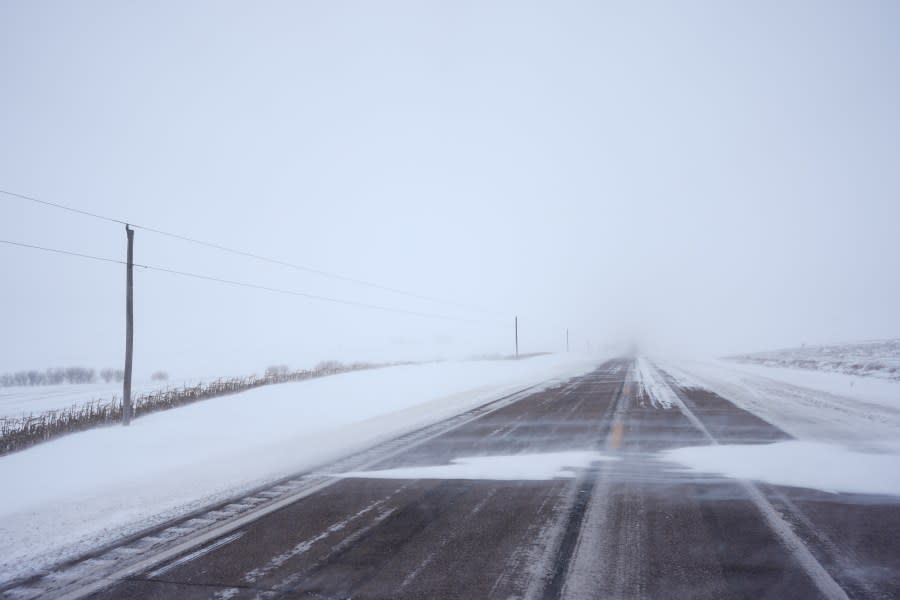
[0,354,600,582]
[728,339,900,382]
[707,360,900,411]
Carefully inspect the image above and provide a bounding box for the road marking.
[609,423,624,449]
[647,360,851,600]
[147,531,245,578]
[15,377,576,600]
[539,366,630,600]
[243,484,410,584]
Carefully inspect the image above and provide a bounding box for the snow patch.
[335,451,615,481]
[663,441,900,497]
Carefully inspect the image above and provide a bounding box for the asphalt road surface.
[11,358,900,599]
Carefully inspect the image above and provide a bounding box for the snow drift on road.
[660,358,900,451]
[664,441,900,497]
[0,354,601,583]
[657,358,900,496]
[335,451,616,481]
[633,357,676,408]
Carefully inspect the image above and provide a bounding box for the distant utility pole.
[515,316,519,358]
[566,328,569,352]
[123,225,135,426]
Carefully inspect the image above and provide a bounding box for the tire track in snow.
[242,484,410,584]
[146,531,245,578]
[397,488,499,591]
[539,368,628,599]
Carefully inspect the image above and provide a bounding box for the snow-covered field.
[727,339,900,381]
[0,353,600,583]
[0,377,205,419]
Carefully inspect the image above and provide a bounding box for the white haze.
[2,1,899,378]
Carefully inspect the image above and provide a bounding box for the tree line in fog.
[0,367,169,387]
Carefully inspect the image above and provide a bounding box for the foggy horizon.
[3,1,900,378]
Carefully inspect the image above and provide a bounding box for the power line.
[0,239,127,266]
[0,188,497,315]
[0,189,127,226]
[143,266,478,322]
[0,239,483,323]
[132,224,486,311]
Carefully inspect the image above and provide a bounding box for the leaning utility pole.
[515,316,519,358]
[123,225,134,425]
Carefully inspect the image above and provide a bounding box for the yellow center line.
[609,382,629,449]
[610,422,624,449]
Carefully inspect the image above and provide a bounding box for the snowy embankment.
[0,353,600,583]
[727,339,900,381]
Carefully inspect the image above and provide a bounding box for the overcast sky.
[2,1,899,377]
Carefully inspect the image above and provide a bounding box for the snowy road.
[4,358,899,599]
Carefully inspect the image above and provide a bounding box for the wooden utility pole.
[123,225,134,426]
[515,316,519,358]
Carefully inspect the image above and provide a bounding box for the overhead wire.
[0,188,498,315]
[0,189,127,226]
[0,239,127,266]
[0,239,485,324]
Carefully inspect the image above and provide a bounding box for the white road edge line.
[146,531,245,578]
[646,359,850,600]
[46,379,559,600]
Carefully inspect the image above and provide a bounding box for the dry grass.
[0,361,393,456]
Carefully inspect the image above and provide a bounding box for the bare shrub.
[265,365,290,378]
[314,360,345,374]
[0,360,394,455]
